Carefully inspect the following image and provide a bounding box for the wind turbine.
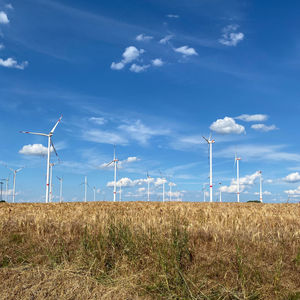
[146,172,151,202]
[0,181,3,201]
[219,182,222,202]
[105,146,119,202]
[235,155,241,202]
[93,186,96,202]
[259,171,263,203]
[169,182,176,201]
[119,183,122,201]
[49,162,56,203]
[0,177,9,202]
[203,135,215,202]
[20,115,62,203]
[56,176,63,203]
[8,167,23,203]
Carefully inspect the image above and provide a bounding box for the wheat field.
[0,202,299,299]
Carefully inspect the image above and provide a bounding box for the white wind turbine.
[235,155,241,203]
[49,162,56,203]
[219,182,222,202]
[203,135,215,202]
[20,115,62,203]
[259,171,263,203]
[56,176,63,203]
[169,182,176,201]
[8,167,23,203]
[1,177,9,202]
[105,146,119,202]
[146,172,151,202]
[93,186,96,202]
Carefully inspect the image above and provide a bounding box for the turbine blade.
[50,139,60,161]
[16,167,23,173]
[20,131,48,136]
[50,115,63,134]
[202,136,209,143]
[105,161,114,167]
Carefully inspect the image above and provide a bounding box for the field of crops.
[0,202,299,299]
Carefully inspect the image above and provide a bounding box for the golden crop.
[0,202,299,299]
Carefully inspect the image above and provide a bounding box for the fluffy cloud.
[236,114,268,122]
[159,35,173,44]
[130,63,150,73]
[251,124,277,132]
[220,171,261,193]
[0,58,28,70]
[210,117,245,134]
[254,191,271,196]
[284,186,300,195]
[0,44,4,50]
[219,24,244,46]
[168,182,176,187]
[174,46,198,56]
[152,58,164,67]
[19,144,52,156]
[0,11,9,24]
[136,33,153,41]
[124,156,139,163]
[166,14,179,18]
[111,46,144,70]
[283,172,300,183]
[107,177,133,188]
[155,177,167,186]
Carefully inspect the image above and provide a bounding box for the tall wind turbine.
[203,136,215,202]
[20,115,62,203]
[259,171,263,203]
[146,172,151,202]
[106,146,118,202]
[93,186,96,202]
[219,182,222,202]
[8,167,23,203]
[49,163,55,203]
[56,176,63,203]
[235,155,241,203]
[169,182,176,202]
[1,177,9,202]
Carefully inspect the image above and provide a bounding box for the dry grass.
[0,202,299,300]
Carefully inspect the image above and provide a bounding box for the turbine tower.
[56,176,63,203]
[1,177,9,202]
[8,167,23,203]
[49,163,55,203]
[219,182,222,202]
[203,136,215,202]
[93,186,96,202]
[147,172,151,202]
[20,115,62,203]
[106,146,118,202]
[235,155,241,202]
[259,171,263,203]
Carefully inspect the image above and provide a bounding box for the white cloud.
[5,4,13,10]
[155,177,167,186]
[220,171,261,193]
[210,117,245,134]
[124,156,139,163]
[236,114,268,122]
[0,11,9,24]
[111,62,125,70]
[168,182,176,187]
[159,35,174,44]
[219,24,244,46]
[254,191,271,196]
[251,124,278,132]
[19,144,52,156]
[84,129,128,145]
[89,117,106,125]
[0,57,28,70]
[136,33,153,41]
[284,172,300,183]
[107,177,133,188]
[152,58,164,67]
[166,14,179,18]
[284,186,300,195]
[0,44,4,50]
[130,63,150,73]
[119,120,170,145]
[111,46,145,71]
[174,46,198,56]
[138,187,146,193]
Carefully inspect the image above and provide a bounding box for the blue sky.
[1,0,300,203]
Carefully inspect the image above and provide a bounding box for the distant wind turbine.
[20,115,62,203]
[1,177,9,202]
[56,176,63,203]
[203,135,215,202]
[146,172,151,202]
[259,171,263,203]
[7,167,23,203]
[235,155,241,202]
[105,146,118,202]
[219,182,222,202]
